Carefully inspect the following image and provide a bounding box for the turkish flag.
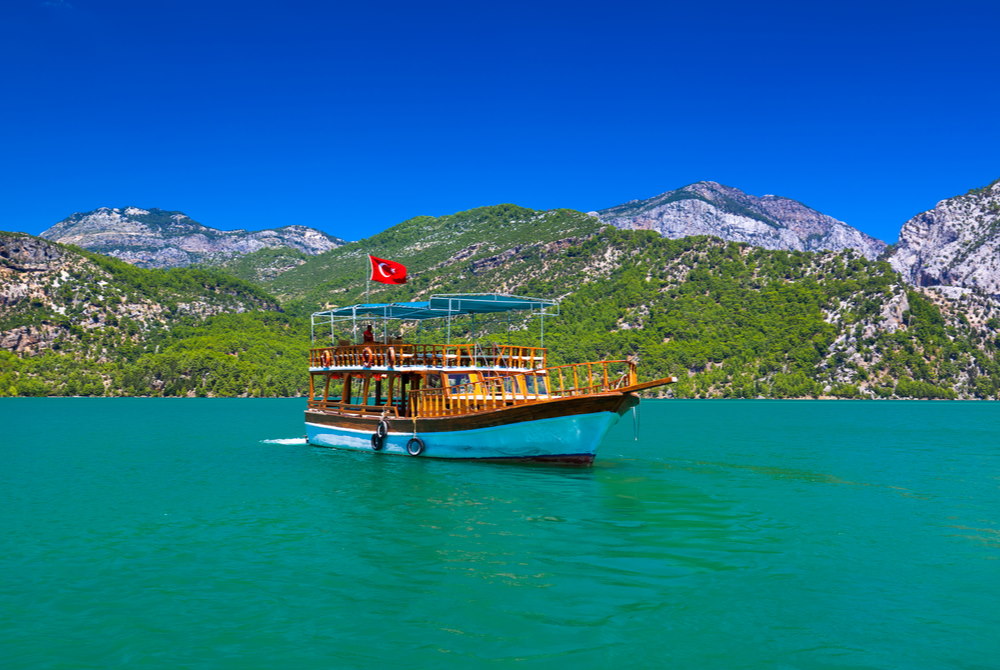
[368,254,408,285]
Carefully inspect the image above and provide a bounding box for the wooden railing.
[306,398,401,416]
[545,360,637,397]
[409,360,637,418]
[309,343,547,370]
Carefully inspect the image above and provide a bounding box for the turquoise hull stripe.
[305,411,620,460]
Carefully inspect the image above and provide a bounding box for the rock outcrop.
[0,232,67,272]
[41,207,346,269]
[888,179,1000,295]
[596,181,887,259]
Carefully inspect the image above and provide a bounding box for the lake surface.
[2,399,999,669]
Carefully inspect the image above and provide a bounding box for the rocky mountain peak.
[597,182,887,259]
[888,179,1000,294]
[40,207,347,269]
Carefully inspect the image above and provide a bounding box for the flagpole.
[365,254,370,304]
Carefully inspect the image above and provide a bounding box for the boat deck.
[306,348,675,420]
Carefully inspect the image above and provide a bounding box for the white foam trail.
[261,437,309,445]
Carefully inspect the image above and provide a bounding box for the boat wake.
[261,437,309,445]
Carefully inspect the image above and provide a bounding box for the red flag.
[368,254,407,285]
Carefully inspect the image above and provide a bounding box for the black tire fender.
[406,437,425,456]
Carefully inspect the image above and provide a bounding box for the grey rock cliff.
[888,180,1000,295]
[596,181,886,259]
[41,207,347,269]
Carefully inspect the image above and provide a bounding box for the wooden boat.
[305,294,676,464]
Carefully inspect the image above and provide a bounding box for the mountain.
[260,202,999,399]
[40,207,346,269]
[6,190,1000,399]
[596,181,887,259]
[888,179,1000,294]
[264,204,603,304]
[1,230,278,353]
[0,231,307,396]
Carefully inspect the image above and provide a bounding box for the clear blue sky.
[2,0,998,244]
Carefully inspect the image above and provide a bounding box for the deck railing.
[545,360,637,397]
[408,360,637,418]
[309,343,547,370]
[306,398,401,416]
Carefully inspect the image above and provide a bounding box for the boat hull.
[304,394,637,464]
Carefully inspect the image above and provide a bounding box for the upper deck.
[309,343,547,371]
[309,293,558,372]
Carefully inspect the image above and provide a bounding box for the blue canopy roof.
[320,301,449,321]
[313,293,557,322]
[428,294,556,314]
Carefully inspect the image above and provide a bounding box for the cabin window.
[322,375,344,403]
[524,375,547,395]
[447,373,472,388]
[310,373,327,403]
[347,376,365,405]
[425,374,443,388]
[390,374,407,410]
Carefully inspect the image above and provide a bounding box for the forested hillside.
[211,247,312,283]
[0,232,306,397]
[265,205,603,305]
[536,232,998,398]
[4,199,1000,398]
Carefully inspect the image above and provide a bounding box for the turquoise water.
[2,399,999,669]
